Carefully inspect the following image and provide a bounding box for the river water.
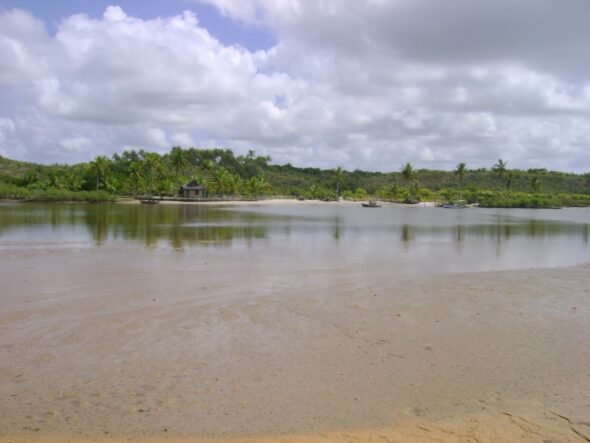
[1,202,589,276]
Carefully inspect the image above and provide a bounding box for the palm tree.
[454,162,467,188]
[142,153,162,197]
[169,147,188,181]
[211,168,231,196]
[89,155,111,191]
[401,162,419,201]
[189,173,206,186]
[333,166,345,198]
[128,162,142,198]
[401,162,416,185]
[225,173,242,196]
[246,176,270,199]
[199,159,215,180]
[454,162,467,200]
[493,159,508,188]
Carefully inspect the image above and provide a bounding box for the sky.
[0,0,589,172]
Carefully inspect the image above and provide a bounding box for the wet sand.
[1,244,589,442]
[2,405,590,443]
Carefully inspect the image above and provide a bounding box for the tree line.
[0,148,272,200]
[1,148,590,207]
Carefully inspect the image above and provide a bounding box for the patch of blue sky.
[0,0,276,51]
[273,95,288,110]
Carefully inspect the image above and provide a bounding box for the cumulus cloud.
[0,2,589,171]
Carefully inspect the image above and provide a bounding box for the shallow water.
[1,202,589,276]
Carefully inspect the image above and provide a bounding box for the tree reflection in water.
[0,205,589,269]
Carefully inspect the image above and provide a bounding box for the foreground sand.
[1,242,589,442]
[2,405,589,442]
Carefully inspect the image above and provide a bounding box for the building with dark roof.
[179,180,207,198]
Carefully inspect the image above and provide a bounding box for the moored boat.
[140,199,159,204]
[362,201,381,208]
[442,200,466,209]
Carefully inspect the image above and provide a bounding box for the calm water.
[1,202,589,276]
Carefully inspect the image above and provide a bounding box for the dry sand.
[1,243,589,442]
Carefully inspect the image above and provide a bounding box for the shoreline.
[121,197,438,207]
[0,197,438,207]
[5,197,590,209]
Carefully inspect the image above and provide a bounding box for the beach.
[1,236,589,442]
[124,198,438,207]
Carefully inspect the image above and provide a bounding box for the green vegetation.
[476,191,590,208]
[0,183,114,202]
[1,150,590,207]
[455,162,467,189]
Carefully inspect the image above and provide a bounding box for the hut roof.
[181,180,206,190]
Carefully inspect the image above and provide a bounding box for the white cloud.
[59,136,92,153]
[171,132,195,147]
[0,3,589,171]
[145,128,168,149]
[103,6,128,22]
[0,117,15,139]
[0,117,15,157]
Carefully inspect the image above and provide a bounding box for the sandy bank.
[1,244,588,442]
[120,198,437,207]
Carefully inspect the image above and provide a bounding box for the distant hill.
[0,155,52,186]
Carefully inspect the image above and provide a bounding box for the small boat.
[362,201,381,208]
[442,200,466,209]
[140,198,159,204]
